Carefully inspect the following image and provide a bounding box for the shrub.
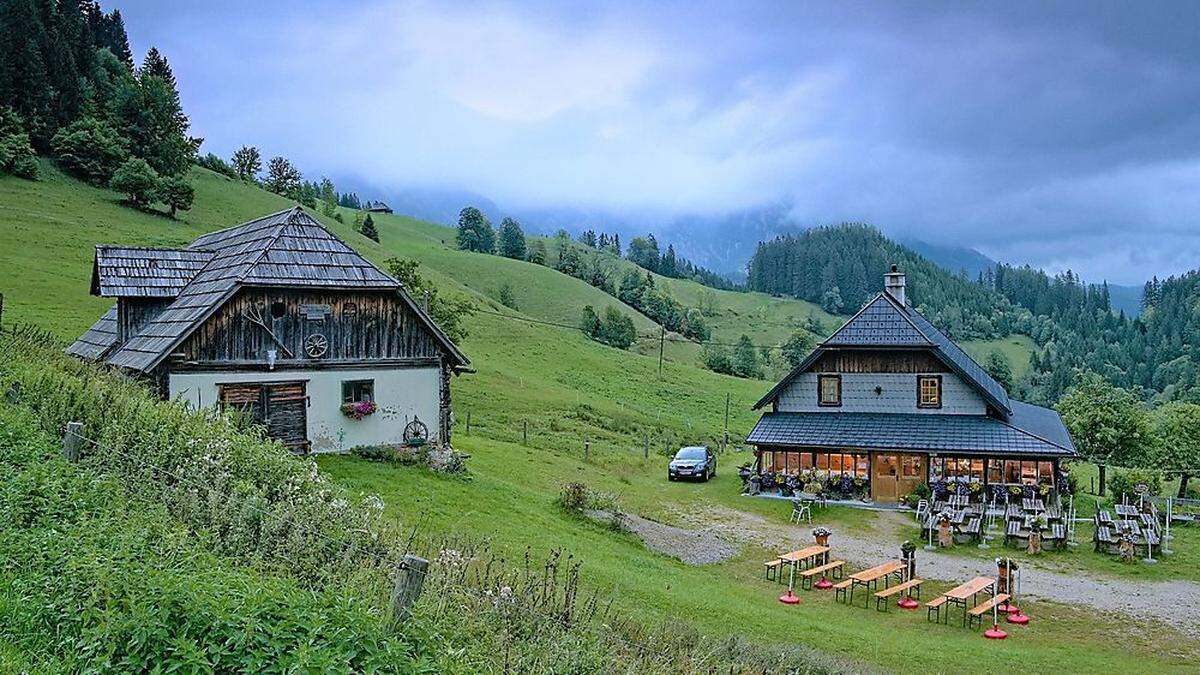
[497,283,518,310]
[598,306,635,349]
[351,444,397,461]
[903,482,932,509]
[1107,468,1162,504]
[0,107,38,179]
[51,115,128,183]
[110,157,160,206]
[557,481,589,512]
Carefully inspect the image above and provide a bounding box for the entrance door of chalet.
[872,453,900,503]
[219,381,310,453]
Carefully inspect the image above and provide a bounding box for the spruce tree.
[497,217,527,259]
[360,213,379,242]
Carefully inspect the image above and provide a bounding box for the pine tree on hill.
[360,213,379,242]
[498,217,527,260]
[140,47,175,88]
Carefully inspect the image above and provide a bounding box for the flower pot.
[814,534,830,547]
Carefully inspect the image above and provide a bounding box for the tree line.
[748,223,1200,405]
[455,206,713,350]
[1,1,196,215]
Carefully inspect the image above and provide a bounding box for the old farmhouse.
[67,207,469,453]
[747,267,1076,504]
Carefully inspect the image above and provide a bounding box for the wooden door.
[872,453,900,503]
[265,382,309,453]
[219,381,309,453]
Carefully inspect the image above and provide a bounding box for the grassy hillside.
[4,165,1141,674]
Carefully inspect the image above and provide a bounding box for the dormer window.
[818,374,841,407]
[918,375,942,408]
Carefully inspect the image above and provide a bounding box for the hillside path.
[658,503,1200,635]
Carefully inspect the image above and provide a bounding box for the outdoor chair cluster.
[1093,499,1163,559]
[920,492,1070,550]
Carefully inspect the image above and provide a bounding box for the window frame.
[341,379,375,404]
[917,374,943,409]
[817,373,842,407]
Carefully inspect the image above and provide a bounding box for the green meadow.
[4,165,1193,673]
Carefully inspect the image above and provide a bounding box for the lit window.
[918,375,942,408]
[818,374,842,407]
[342,379,374,404]
[902,455,922,478]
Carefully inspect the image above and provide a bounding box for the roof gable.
[755,292,1011,414]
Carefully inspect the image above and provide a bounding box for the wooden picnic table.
[1022,498,1045,512]
[780,545,830,569]
[846,560,905,606]
[936,576,996,625]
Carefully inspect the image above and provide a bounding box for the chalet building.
[67,207,469,453]
[747,267,1076,504]
[363,201,393,214]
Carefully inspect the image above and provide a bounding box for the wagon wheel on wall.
[303,333,329,358]
[403,417,429,446]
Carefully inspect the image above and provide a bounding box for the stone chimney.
[884,264,906,306]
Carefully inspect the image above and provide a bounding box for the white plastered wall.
[169,366,441,453]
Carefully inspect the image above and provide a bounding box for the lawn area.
[319,435,1199,674]
[5,164,1192,672]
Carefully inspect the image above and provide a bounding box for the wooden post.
[466,410,471,435]
[0,291,5,331]
[390,554,429,623]
[522,419,528,445]
[657,325,665,378]
[644,433,649,459]
[62,422,83,462]
[584,435,590,462]
[723,392,731,452]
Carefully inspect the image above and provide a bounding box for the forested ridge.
[748,224,1200,404]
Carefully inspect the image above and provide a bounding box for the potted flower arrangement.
[1027,515,1047,554]
[1037,483,1052,498]
[968,481,984,500]
[812,526,833,547]
[1007,484,1023,499]
[340,400,378,420]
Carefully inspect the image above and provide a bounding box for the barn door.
[219,381,309,454]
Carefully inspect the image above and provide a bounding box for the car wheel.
[703,468,711,482]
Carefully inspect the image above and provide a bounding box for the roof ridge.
[188,205,303,249]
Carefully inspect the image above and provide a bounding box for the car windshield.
[675,448,705,460]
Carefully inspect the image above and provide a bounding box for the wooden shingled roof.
[68,206,469,373]
[91,246,214,297]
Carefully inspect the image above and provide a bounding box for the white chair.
[790,499,812,525]
[916,498,930,523]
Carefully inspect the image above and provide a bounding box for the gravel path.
[586,509,739,565]
[639,503,1200,634]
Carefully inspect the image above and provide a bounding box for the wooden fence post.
[62,421,83,462]
[584,435,590,462]
[466,410,471,435]
[391,554,429,623]
[643,433,649,459]
[523,419,528,445]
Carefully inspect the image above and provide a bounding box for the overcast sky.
[116,1,1200,284]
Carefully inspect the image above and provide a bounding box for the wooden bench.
[764,559,783,582]
[799,560,845,590]
[967,593,1010,629]
[833,579,853,603]
[874,578,923,611]
[925,595,947,622]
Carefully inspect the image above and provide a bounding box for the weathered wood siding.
[117,298,171,344]
[810,350,947,374]
[178,288,442,363]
